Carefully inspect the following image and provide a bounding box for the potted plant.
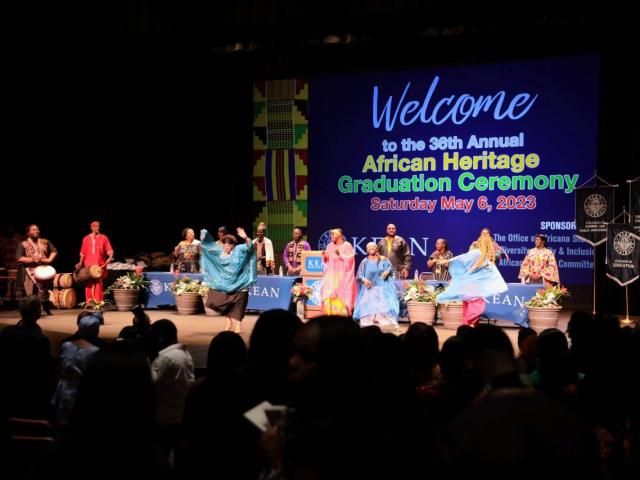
[433,285,464,329]
[437,300,464,329]
[171,276,210,315]
[403,279,437,325]
[525,284,570,333]
[106,268,148,312]
[291,283,312,320]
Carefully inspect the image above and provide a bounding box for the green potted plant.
[171,276,210,315]
[403,279,437,325]
[106,268,148,312]
[525,284,570,333]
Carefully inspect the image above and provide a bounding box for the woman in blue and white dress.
[353,242,400,331]
[436,235,508,326]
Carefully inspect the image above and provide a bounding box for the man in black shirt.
[15,224,57,315]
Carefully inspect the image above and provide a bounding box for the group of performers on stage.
[16,222,113,315]
[16,221,560,331]
[319,225,561,329]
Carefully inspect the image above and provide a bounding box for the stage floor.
[0,308,602,369]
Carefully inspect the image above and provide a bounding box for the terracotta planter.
[526,306,562,333]
[406,301,436,325]
[439,302,464,330]
[175,292,203,315]
[112,289,141,312]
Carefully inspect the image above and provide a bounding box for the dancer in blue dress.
[436,235,507,326]
[353,242,400,331]
[201,227,257,333]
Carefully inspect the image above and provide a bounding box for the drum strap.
[28,239,43,260]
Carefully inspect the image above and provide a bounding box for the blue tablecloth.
[305,278,537,326]
[143,273,300,311]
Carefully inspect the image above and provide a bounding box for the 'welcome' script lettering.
[372,76,538,131]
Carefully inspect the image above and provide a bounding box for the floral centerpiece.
[525,284,570,332]
[291,283,313,319]
[291,283,312,302]
[171,276,210,314]
[171,276,211,297]
[403,280,437,303]
[524,284,570,308]
[107,267,148,311]
[107,271,148,292]
[403,279,437,324]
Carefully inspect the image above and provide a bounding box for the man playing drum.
[76,221,114,304]
[16,224,58,315]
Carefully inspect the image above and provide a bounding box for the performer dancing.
[469,227,509,264]
[76,221,114,304]
[353,243,400,331]
[518,234,560,285]
[201,227,257,334]
[427,238,453,282]
[283,227,311,276]
[437,235,507,326]
[321,228,356,316]
[377,223,412,278]
[16,224,57,314]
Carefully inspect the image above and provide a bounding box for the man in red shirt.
[76,221,114,303]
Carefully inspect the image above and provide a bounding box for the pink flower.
[134,266,143,278]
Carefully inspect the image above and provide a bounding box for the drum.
[74,265,104,284]
[49,288,77,309]
[73,267,92,285]
[53,273,74,289]
[89,265,103,278]
[34,265,56,281]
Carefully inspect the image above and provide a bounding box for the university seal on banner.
[310,280,323,305]
[149,279,164,296]
[614,231,635,256]
[584,194,607,218]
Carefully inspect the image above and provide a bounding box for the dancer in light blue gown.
[436,235,507,325]
[353,242,400,330]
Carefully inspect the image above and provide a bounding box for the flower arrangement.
[106,270,149,293]
[171,276,211,298]
[403,279,437,303]
[525,284,570,308]
[291,283,312,302]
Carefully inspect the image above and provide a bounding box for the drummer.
[76,221,114,305]
[16,224,58,315]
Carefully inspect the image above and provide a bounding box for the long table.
[303,278,538,327]
[143,273,300,311]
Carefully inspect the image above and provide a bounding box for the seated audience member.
[150,319,195,457]
[0,295,54,421]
